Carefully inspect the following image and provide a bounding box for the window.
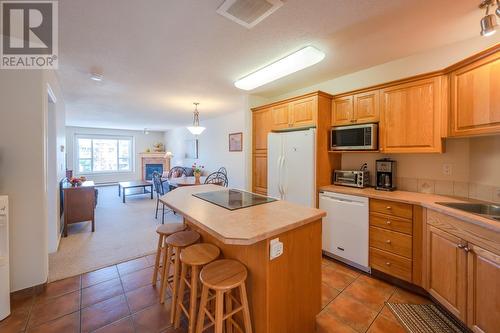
[76,135,133,174]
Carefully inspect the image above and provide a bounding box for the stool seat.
[156,223,186,235]
[166,230,200,247]
[200,259,247,291]
[180,243,220,266]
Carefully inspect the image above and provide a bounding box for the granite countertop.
[160,185,326,245]
[319,185,500,233]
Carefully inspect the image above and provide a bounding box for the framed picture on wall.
[185,139,198,159]
[229,132,243,152]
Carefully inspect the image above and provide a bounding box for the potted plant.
[192,163,204,183]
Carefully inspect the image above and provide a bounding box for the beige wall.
[0,71,51,291]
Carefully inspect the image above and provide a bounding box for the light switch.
[269,238,283,260]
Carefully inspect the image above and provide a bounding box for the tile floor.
[0,254,432,333]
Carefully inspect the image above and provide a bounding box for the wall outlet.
[269,238,283,260]
[442,164,452,176]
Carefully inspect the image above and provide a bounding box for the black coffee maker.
[376,158,396,191]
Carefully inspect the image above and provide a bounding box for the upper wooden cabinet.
[253,108,271,154]
[380,76,443,153]
[270,95,317,130]
[449,51,500,137]
[332,90,380,126]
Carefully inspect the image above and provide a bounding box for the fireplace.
[139,152,170,181]
[145,164,163,181]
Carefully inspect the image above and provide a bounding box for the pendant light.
[479,0,498,36]
[187,102,205,135]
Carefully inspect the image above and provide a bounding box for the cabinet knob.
[386,240,391,244]
[457,243,466,249]
[386,206,392,210]
[386,220,391,225]
[385,262,391,266]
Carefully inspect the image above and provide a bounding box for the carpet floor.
[48,185,181,282]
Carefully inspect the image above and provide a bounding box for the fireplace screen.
[145,164,163,181]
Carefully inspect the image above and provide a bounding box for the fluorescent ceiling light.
[234,46,325,91]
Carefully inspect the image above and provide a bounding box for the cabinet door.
[271,104,290,130]
[354,90,380,124]
[332,96,354,126]
[253,108,271,154]
[380,77,443,153]
[450,53,500,137]
[426,225,467,320]
[290,96,316,128]
[253,154,267,194]
[467,244,500,333]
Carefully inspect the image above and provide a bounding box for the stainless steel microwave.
[330,123,378,151]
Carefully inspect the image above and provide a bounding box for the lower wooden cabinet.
[252,154,267,195]
[426,225,467,321]
[466,244,500,333]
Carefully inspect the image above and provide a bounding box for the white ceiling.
[59,0,486,130]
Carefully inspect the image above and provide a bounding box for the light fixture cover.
[187,126,206,135]
[481,13,497,36]
[234,46,325,90]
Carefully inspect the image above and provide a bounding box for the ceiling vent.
[216,0,284,29]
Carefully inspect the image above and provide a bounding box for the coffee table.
[118,180,153,203]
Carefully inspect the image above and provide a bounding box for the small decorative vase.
[194,172,201,184]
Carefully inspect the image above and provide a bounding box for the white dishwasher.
[319,191,370,272]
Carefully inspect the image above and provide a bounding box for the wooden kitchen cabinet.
[253,108,272,154]
[253,154,268,195]
[270,96,317,130]
[332,96,353,126]
[271,104,290,130]
[426,225,467,321]
[290,96,316,128]
[332,90,380,126]
[380,76,444,153]
[449,51,500,137]
[466,243,500,333]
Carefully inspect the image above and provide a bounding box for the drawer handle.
[386,220,391,225]
[386,240,391,244]
[386,206,392,210]
[385,262,391,266]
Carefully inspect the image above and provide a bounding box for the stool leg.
[175,262,188,328]
[187,265,199,333]
[196,285,209,333]
[225,290,233,333]
[239,283,252,333]
[170,249,181,324]
[215,290,224,333]
[159,245,173,304]
[152,234,164,285]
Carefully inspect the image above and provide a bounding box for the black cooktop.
[193,189,276,211]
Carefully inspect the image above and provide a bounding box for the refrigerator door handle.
[276,155,283,198]
[279,155,285,199]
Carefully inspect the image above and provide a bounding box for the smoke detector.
[216,0,284,29]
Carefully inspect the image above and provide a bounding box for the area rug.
[48,185,182,282]
[386,302,470,333]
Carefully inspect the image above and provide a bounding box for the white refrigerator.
[0,196,9,320]
[268,129,316,207]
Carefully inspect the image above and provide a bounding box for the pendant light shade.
[187,102,205,135]
[480,2,497,36]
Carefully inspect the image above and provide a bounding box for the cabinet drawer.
[370,212,412,235]
[370,199,413,219]
[369,226,412,258]
[370,247,412,282]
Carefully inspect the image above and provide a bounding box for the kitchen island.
[160,185,325,333]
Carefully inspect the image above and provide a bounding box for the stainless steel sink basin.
[436,202,500,221]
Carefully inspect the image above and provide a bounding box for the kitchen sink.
[436,202,500,221]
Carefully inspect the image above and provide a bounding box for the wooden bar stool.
[160,230,201,323]
[196,259,252,333]
[152,223,186,287]
[174,243,220,333]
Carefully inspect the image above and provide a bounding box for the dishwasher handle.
[320,194,366,206]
